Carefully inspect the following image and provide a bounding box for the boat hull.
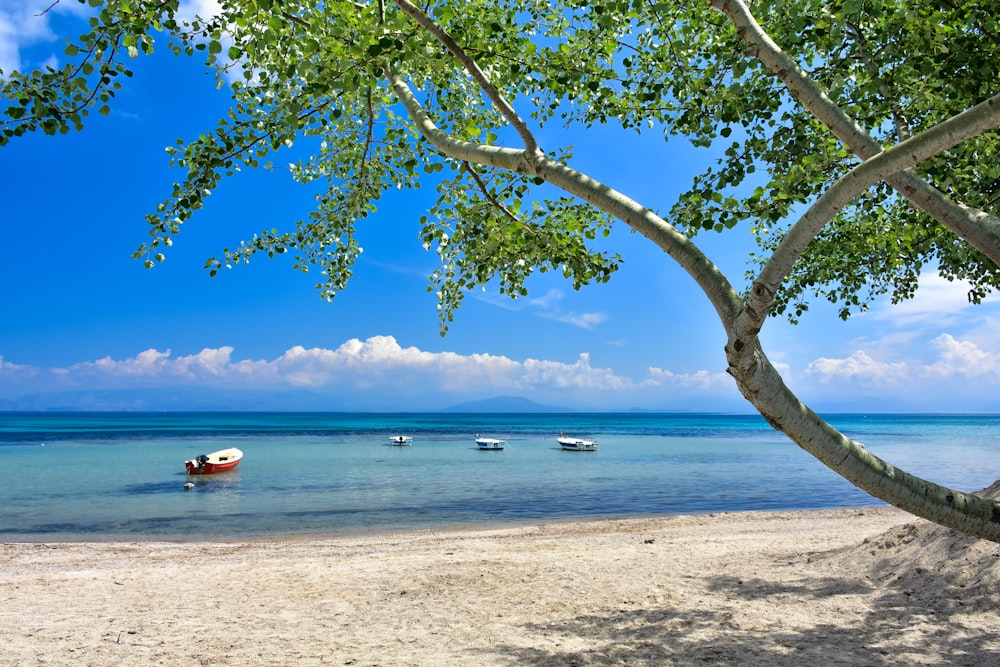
[389,436,413,446]
[558,437,598,451]
[185,448,243,475]
[475,438,506,450]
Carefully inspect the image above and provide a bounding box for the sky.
[2,1,1000,413]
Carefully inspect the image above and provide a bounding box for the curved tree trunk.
[724,336,1000,541]
[388,3,1000,543]
[393,72,1000,542]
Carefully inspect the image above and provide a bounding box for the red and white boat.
[185,448,243,475]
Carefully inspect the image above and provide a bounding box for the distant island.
[442,395,573,413]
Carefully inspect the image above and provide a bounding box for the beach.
[3,505,999,666]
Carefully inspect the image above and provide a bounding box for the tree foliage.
[4,0,1000,540]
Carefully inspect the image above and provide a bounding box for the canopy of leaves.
[678,0,1000,320]
[2,0,998,327]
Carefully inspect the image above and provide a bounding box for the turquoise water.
[1,412,997,541]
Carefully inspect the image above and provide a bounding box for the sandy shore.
[3,506,999,666]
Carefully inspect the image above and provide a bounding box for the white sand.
[3,505,1000,666]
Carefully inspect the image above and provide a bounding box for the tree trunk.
[725,335,1000,542]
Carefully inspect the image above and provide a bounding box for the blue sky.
[2,0,1000,413]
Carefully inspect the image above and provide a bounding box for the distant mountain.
[442,395,573,413]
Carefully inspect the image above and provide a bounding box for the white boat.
[475,436,506,450]
[558,434,598,451]
[388,435,413,446]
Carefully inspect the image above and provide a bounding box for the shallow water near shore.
[1,412,997,540]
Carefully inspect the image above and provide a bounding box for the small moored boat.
[557,433,598,451]
[475,436,506,450]
[185,447,243,475]
[389,435,413,446]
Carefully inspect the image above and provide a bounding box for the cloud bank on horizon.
[4,321,1000,412]
[0,335,734,411]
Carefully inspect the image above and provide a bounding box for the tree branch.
[388,70,533,173]
[738,92,1000,339]
[711,0,1000,266]
[461,162,521,224]
[845,20,910,142]
[390,0,541,157]
[388,70,743,324]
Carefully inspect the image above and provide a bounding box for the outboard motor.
[196,454,210,468]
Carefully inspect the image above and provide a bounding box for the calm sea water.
[1,412,997,541]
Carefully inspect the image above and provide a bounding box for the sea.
[1,412,998,541]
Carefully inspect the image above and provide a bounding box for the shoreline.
[5,505,999,666]
[0,504,891,545]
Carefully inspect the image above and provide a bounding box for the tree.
[4,0,1000,540]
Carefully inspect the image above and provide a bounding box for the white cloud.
[550,310,608,329]
[2,336,751,413]
[522,352,631,390]
[0,354,38,378]
[481,287,608,329]
[804,350,910,385]
[528,289,564,310]
[13,330,1000,411]
[69,347,236,379]
[922,333,1000,379]
[797,331,1000,410]
[0,14,20,75]
[177,0,223,24]
[787,271,1000,404]
[646,366,733,391]
[35,337,638,397]
[0,0,58,75]
[869,271,1000,329]
[0,1,222,77]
